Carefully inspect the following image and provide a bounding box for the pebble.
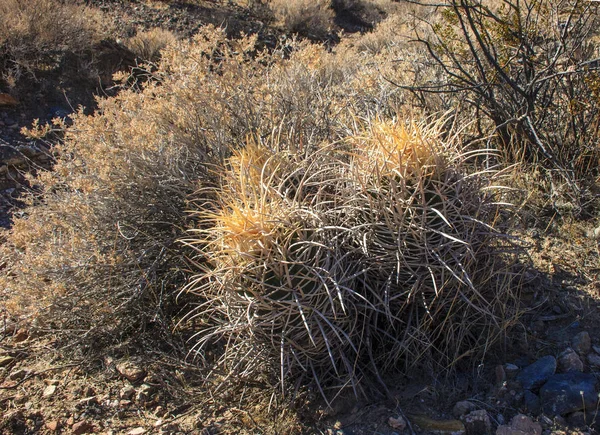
[496,414,542,435]
[8,369,29,380]
[72,421,94,435]
[557,348,584,372]
[463,410,491,435]
[116,361,146,383]
[388,416,406,430]
[45,420,60,431]
[128,428,146,435]
[587,352,600,369]
[523,390,541,415]
[572,331,591,355]
[43,385,57,398]
[516,356,556,391]
[120,385,135,399]
[505,364,520,379]
[453,400,477,418]
[540,372,598,415]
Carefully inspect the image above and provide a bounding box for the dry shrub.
[0,0,105,73]
[126,28,178,62]
[268,0,334,38]
[182,117,522,397]
[0,27,402,348]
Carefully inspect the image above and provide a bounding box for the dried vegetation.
[1,0,599,411]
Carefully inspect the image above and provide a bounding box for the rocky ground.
[2,1,600,434]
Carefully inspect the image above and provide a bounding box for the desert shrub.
[410,0,600,200]
[182,117,522,397]
[0,0,106,81]
[126,28,178,63]
[0,27,402,348]
[268,0,334,39]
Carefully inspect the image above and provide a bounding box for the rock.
[505,364,520,380]
[588,226,600,240]
[0,356,15,367]
[453,401,477,418]
[587,352,600,369]
[45,420,60,431]
[496,414,542,435]
[120,385,135,399]
[388,416,406,430]
[72,421,94,434]
[540,372,598,415]
[496,365,507,384]
[43,385,57,398]
[463,410,492,435]
[516,356,556,391]
[116,361,146,383]
[128,428,146,435]
[557,348,584,372]
[136,383,154,403]
[8,369,29,380]
[77,396,98,407]
[0,93,18,106]
[572,332,591,355]
[523,390,541,415]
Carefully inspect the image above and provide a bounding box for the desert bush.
[0,0,105,80]
[126,28,177,63]
[268,0,334,39]
[0,26,399,348]
[410,0,600,198]
[182,116,522,396]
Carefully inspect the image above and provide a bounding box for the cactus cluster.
[183,118,520,396]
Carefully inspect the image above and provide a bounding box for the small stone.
[505,364,519,379]
[523,390,541,415]
[128,428,146,435]
[496,414,542,435]
[540,372,598,415]
[72,421,94,435]
[558,348,584,372]
[388,416,406,430]
[496,365,507,384]
[463,410,491,435]
[539,415,552,429]
[572,332,591,355]
[46,420,60,431]
[43,385,57,398]
[587,352,600,369]
[0,356,15,367]
[119,385,135,399]
[516,356,556,391]
[453,401,477,418]
[77,396,98,407]
[66,416,75,427]
[8,369,29,380]
[116,361,146,383]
